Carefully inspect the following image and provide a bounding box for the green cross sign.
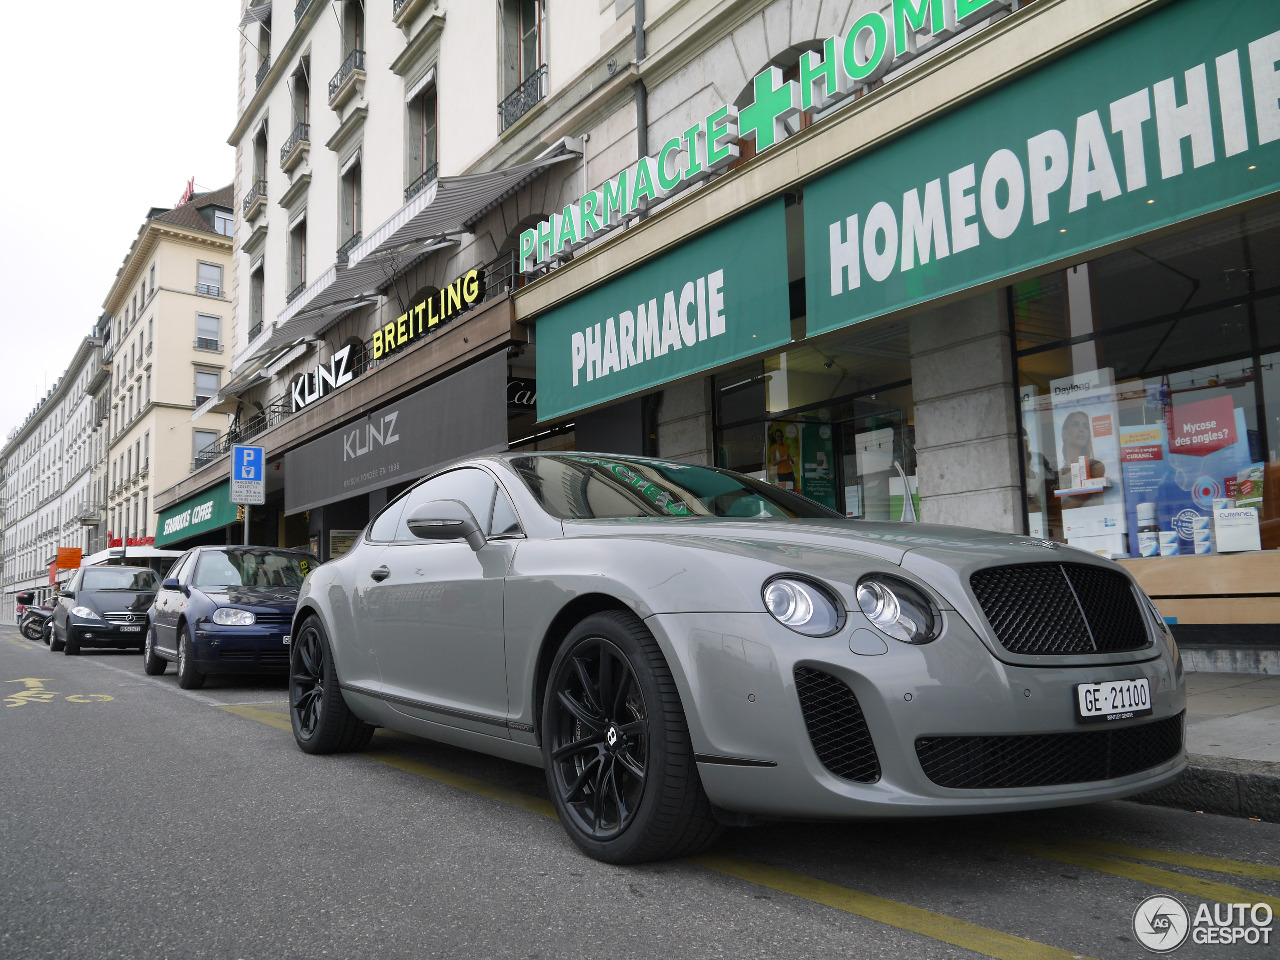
[738,67,801,151]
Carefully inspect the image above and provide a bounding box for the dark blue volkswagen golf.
[145,545,318,689]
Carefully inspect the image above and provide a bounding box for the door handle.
[370,565,390,582]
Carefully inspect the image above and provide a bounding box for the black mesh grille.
[794,667,881,783]
[218,650,289,664]
[916,712,1184,789]
[969,563,1149,655]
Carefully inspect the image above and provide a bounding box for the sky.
[0,0,238,443]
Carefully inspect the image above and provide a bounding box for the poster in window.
[765,422,800,492]
[1050,369,1127,556]
[801,423,836,510]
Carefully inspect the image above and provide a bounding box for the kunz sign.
[292,344,359,412]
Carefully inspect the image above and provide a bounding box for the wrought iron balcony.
[498,64,547,132]
[393,0,407,12]
[243,178,267,217]
[294,0,312,23]
[336,232,363,265]
[329,49,364,101]
[196,282,222,297]
[286,281,307,303]
[194,337,221,352]
[404,163,438,202]
[248,320,264,342]
[255,56,271,89]
[280,122,310,166]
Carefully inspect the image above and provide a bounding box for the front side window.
[192,549,317,589]
[197,263,222,297]
[512,455,840,521]
[374,468,500,542]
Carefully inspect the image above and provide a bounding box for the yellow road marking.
[223,704,1098,960]
[1048,837,1280,884]
[692,854,1097,960]
[1013,842,1280,913]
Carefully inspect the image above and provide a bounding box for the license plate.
[1076,678,1152,722]
[119,625,142,633]
[283,634,291,645]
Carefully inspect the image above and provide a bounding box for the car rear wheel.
[289,616,374,754]
[541,610,721,864]
[177,629,205,690]
[142,627,167,676]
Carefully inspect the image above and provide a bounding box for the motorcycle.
[17,592,54,643]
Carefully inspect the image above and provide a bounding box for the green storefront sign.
[805,0,1280,336]
[155,481,238,547]
[536,200,792,422]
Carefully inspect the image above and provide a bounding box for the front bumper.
[68,622,147,647]
[192,622,291,674]
[648,610,1186,819]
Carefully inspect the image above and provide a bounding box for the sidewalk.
[1136,672,1280,822]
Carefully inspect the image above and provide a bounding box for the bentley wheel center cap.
[605,725,620,749]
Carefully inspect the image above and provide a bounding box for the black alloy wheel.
[542,610,721,864]
[289,616,374,754]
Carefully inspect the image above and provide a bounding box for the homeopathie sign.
[535,201,790,422]
[520,0,1017,271]
[805,0,1280,336]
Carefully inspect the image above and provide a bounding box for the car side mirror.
[405,499,486,551]
[59,590,74,599]
[162,578,181,591]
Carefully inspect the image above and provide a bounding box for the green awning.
[154,481,238,547]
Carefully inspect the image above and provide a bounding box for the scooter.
[17,592,54,642]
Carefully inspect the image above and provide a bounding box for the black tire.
[142,626,167,676]
[289,615,374,754]
[21,620,42,641]
[177,627,205,690]
[48,625,65,653]
[541,610,721,864]
[63,632,80,656]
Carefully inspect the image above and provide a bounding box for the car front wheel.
[48,625,64,653]
[289,616,374,754]
[142,627,167,676]
[177,629,205,690]
[541,610,721,864]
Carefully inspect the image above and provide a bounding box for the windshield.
[510,455,840,521]
[82,568,160,591]
[192,550,317,590]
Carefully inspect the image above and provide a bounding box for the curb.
[1133,754,1280,823]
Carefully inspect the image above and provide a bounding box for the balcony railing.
[393,0,407,12]
[404,163,438,202]
[281,122,310,165]
[188,399,292,475]
[286,281,307,303]
[243,178,267,216]
[294,0,312,23]
[336,232,363,265]
[196,283,222,297]
[329,49,364,100]
[255,56,271,89]
[248,320,263,342]
[195,337,221,352]
[498,64,547,132]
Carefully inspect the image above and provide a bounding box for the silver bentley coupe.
[288,453,1185,863]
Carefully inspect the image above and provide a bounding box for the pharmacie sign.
[535,200,791,422]
[520,0,1016,271]
[155,481,238,547]
[805,0,1280,336]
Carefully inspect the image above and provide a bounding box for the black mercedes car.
[145,546,318,689]
[51,565,160,655]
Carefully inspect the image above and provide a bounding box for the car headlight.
[762,577,844,637]
[855,576,940,644]
[71,606,100,620]
[212,608,256,626]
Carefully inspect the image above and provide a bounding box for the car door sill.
[342,682,514,731]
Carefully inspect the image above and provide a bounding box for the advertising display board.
[804,0,1280,340]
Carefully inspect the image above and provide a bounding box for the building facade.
[152,0,1279,657]
[100,188,236,553]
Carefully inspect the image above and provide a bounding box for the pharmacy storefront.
[528,0,1280,645]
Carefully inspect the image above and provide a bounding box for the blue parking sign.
[231,445,265,504]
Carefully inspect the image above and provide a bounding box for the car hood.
[77,590,157,615]
[201,585,300,613]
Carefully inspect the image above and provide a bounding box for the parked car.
[285,453,1187,864]
[146,545,318,689]
[50,566,160,654]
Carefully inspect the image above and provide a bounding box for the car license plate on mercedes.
[1076,678,1151,722]
[120,625,142,633]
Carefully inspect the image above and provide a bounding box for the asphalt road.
[2,623,1277,960]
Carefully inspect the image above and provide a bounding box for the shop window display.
[1016,205,1280,558]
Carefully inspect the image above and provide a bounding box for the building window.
[145,373,151,404]
[340,157,362,248]
[406,85,437,198]
[141,495,147,536]
[148,317,154,348]
[213,210,234,237]
[288,217,307,299]
[197,263,223,297]
[498,0,545,131]
[144,432,149,469]
[194,371,219,407]
[196,315,221,351]
[193,429,219,464]
[249,264,265,339]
